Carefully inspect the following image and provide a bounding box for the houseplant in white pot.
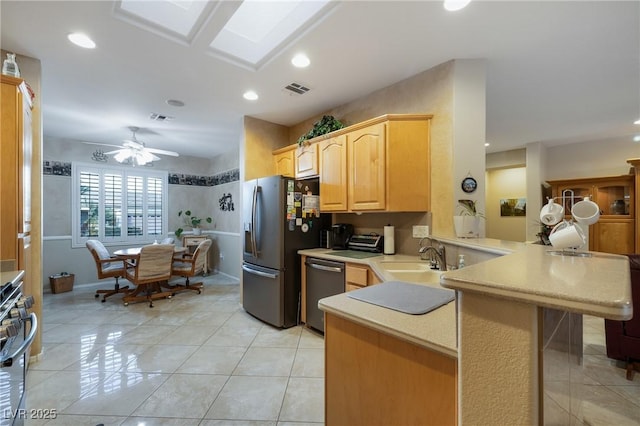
[454,199,484,238]
[175,210,212,238]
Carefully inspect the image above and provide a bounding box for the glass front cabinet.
[548,174,635,255]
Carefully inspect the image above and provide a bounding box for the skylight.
[116,0,208,38]
[209,0,332,67]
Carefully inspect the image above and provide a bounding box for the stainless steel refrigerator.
[242,175,327,328]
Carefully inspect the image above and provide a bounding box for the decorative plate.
[461,177,477,193]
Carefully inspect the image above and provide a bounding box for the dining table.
[113,245,188,306]
[113,245,186,259]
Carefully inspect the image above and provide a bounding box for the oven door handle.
[1,313,37,368]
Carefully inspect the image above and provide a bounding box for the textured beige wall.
[458,292,539,424]
[243,116,289,181]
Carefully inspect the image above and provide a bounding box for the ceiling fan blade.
[150,153,162,161]
[81,141,123,149]
[104,149,127,155]
[145,147,179,157]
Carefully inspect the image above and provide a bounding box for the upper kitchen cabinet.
[273,141,319,178]
[1,75,32,269]
[548,174,634,254]
[295,143,318,178]
[321,114,431,213]
[318,134,348,211]
[348,122,386,210]
[272,114,431,212]
[273,145,295,177]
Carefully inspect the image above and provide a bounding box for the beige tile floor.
[25,275,639,425]
[544,315,640,425]
[26,274,324,426]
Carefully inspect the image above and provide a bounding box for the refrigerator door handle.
[242,264,278,279]
[251,185,260,257]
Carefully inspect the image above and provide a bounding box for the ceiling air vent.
[149,112,174,122]
[284,82,310,95]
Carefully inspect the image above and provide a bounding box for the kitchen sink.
[387,270,445,284]
[378,261,433,272]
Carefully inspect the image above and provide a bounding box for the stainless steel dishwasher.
[305,258,345,333]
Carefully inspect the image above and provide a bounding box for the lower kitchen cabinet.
[325,313,457,425]
[345,263,381,292]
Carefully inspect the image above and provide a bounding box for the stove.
[0,272,37,426]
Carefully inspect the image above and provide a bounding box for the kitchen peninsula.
[310,238,632,425]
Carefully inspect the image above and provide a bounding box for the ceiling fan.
[85,127,179,166]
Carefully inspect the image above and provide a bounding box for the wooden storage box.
[49,273,74,293]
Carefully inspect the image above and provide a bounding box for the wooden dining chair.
[123,244,175,308]
[170,239,212,295]
[86,240,128,302]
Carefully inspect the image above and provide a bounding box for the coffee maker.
[331,223,354,250]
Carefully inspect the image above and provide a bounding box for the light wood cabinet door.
[348,122,386,211]
[1,76,31,264]
[319,135,348,211]
[345,263,381,291]
[273,148,294,177]
[295,143,318,178]
[325,314,457,425]
[592,221,634,254]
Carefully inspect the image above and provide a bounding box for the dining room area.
[86,237,212,308]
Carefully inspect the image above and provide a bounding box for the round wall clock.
[461,177,477,193]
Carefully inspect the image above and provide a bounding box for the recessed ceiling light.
[484,142,490,147]
[634,135,640,142]
[67,32,96,49]
[635,118,640,125]
[444,0,472,12]
[166,99,185,107]
[243,91,259,101]
[291,53,310,68]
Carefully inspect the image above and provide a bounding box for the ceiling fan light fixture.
[113,150,131,163]
[67,32,96,49]
[443,0,472,12]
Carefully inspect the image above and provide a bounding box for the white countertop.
[441,245,632,321]
[301,240,633,356]
[300,248,458,357]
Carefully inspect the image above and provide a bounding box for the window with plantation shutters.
[72,163,167,247]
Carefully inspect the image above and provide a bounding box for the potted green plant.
[454,199,484,238]
[175,210,212,238]
[297,115,345,146]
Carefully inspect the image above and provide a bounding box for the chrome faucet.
[418,238,447,271]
